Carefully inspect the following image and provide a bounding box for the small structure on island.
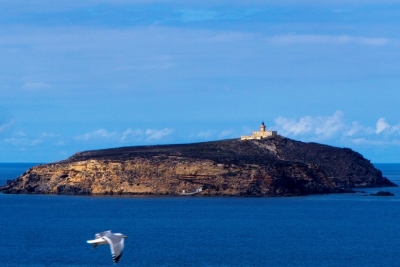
[241,122,277,140]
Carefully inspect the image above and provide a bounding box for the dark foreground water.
[0,163,400,267]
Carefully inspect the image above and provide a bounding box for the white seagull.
[87,230,127,264]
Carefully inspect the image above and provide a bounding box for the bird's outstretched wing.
[87,237,107,248]
[96,230,111,239]
[102,235,125,264]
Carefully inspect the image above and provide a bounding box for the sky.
[1,0,400,163]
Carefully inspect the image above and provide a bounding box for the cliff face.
[1,137,396,196]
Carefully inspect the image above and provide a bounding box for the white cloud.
[3,130,63,148]
[121,128,143,142]
[346,121,376,137]
[30,139,43,146]
[350,138,385,146]
[393,124,400,133]
[349,137,400,147]
[145,128,173,141]
[74,127,174,143]
[0,120,14,132]
[274,116,313,135]
[375,118,390,134]
[195,130,214,139]
[373,118,400,135]
[345,121,363,136]
[314,111,345,138]
[274,111,344,139]
[346,121,361,137]
[190,129,235,140]
[4,138,25,145]
[275,114,321,136]
[219,129,235,138]
[75,129,117,141]
[5,137,41,146]
[274,112,400,148]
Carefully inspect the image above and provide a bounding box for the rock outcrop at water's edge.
[0,136,397,196]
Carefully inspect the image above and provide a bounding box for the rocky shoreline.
[0,136,397,196]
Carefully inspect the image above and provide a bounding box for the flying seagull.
[87,230,127,264]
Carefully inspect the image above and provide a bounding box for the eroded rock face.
[1,137,396,196]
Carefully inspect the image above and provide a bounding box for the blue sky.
[1,0,400,163]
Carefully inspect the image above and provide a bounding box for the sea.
[1,163,400,267]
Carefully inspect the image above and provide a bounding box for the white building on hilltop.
[241,122,277,140]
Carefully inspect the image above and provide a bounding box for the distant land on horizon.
[1,134,397,196]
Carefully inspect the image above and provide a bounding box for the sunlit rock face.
[1,136,396,196]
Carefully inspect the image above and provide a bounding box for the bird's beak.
[123,235,128,238]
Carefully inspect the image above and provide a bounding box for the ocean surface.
[1,163,400,267]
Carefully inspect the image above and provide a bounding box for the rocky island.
[0,126,396,196]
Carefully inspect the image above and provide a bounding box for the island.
[0,123,397,196]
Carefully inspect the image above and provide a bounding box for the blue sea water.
[1,163,400,267]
